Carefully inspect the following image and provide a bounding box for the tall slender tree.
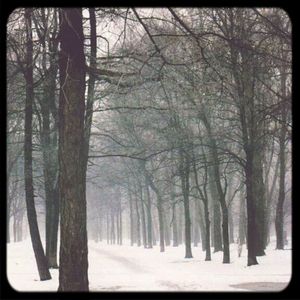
[23,8,51,281]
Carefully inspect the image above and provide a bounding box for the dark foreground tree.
[58,8,88,291]
[23,8,51,281]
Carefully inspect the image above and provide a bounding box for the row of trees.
[7,8,291,291]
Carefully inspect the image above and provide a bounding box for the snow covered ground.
[7,238,291,292]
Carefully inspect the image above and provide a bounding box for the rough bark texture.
[24,8,51,281]
[58,8,88,291]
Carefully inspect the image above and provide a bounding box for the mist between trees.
[7,7,291,291]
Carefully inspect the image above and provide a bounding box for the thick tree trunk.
[213,202,223,252]
[58,8,88,291]
[23,8,51,281]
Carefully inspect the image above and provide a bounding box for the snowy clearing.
[7,238,291,292]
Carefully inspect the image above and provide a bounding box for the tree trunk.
[134,194,141,247]
[144,176,153,248]
[139,186,147,248]
[275,119,287,248]
[172,203,179,247]
[180,150,193,259]
[228,206,234,244]
[203,114,229,263]
[23,8,51,281]
[157,197,165,252]
[163,209,171,247]
[128,189,134,246]
[238,189,246,246]
[58,8,88,291]
[253,150,266,256]
[145,172,165,252]
[264,154,280,247]
[208,165,222,252]
[245,153,259,266]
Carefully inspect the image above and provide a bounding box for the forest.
[6,8,291,292]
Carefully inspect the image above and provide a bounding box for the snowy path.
[89,245,147,274]
[7,239,292,292]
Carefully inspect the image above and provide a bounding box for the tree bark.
[245,153,259,266]
[58,8,88,291]
[238,189,246,246]
[228,205,234,244]
[139,185,147,248]
[179,150,193,258]
[134,193,141,247]
[275,71,288,250]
